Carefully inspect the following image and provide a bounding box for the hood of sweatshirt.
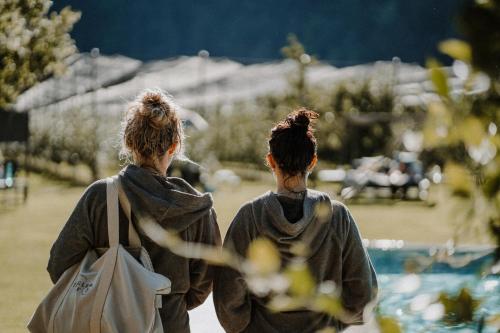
[250,189,333,260]
[119,164,213,231]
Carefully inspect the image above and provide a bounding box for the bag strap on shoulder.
[90,178,121,333]
[113,175,142,248]
[105,177,120,247]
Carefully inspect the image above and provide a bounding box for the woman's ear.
[266,153,276,170]
[308,154,318,171]
[167,142,178,155]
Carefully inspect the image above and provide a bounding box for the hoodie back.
[214,189,377,333]
[48,165,221,333]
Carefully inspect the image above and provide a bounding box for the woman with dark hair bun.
[214,108,377,333]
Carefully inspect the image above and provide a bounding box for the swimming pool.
[367,246,499,333]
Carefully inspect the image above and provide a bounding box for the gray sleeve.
[213,204,253,333]
[46,184,98,283]
[186,208,222,310]
[340,205,378,324]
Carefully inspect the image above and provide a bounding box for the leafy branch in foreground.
[138,213,356,330]
[424,0,500,259]
[137,209,494,333]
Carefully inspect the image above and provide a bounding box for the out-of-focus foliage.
[247,237,281,275]
[140,214,351,326]
[139,208,489,333]
[438,288,480,324]
[438,39,472,63]
[426,59,449,98]
[376,316,402,333]
[424,0,500,257]
[0,0,80,108]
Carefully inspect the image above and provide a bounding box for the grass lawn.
[0,174,491,332]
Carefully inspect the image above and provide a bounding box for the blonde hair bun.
[121,89,184,169]
[137,90,173,129]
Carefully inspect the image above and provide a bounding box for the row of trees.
[0,1,414,181]
[188,36,412,168]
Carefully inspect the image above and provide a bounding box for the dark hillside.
[52,0,464,65]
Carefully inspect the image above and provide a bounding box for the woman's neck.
[141,164,166,177]
[276,174,307,197]
[141,153,172,177]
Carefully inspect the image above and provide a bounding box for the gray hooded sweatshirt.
[213,189,377,333]
[47,165,221,333]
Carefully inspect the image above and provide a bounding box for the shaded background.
[52,0,463,64]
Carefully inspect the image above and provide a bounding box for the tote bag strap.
[89,177,121,333]
[113,175,141,248]
[106,177,120,247]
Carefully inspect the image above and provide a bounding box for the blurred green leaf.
[438,287,480,324]
[378,316,403,333]
[460,116,485,147]
[312,294,344,317]
[267,295,304,313]
[284,261,316,297]
[482,160,500,199]
[445,163,473,198]
[426,58,450,97]
[247,237,281,275]
[314,201,332,223]
[422,102,452,148]
[290,241,310,257]
[438,39,472,62]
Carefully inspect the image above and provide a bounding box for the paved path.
[188,295,368,333]
[189,295,224,333]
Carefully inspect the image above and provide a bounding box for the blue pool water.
[367,247,499,333]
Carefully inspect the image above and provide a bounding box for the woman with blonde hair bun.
[47,89,221,332]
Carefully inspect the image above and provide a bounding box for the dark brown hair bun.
[269,108,319,176]
[287,108,318,129]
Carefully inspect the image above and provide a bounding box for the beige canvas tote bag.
[28,176,171,333]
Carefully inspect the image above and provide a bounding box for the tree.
[0,0,80,109]
[425,0,500,258]
[281,34,316,103]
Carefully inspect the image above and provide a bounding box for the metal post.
[198,49,209,111]
[391,56,401,96]
[90,47,100,180]
[23,131,29,203]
